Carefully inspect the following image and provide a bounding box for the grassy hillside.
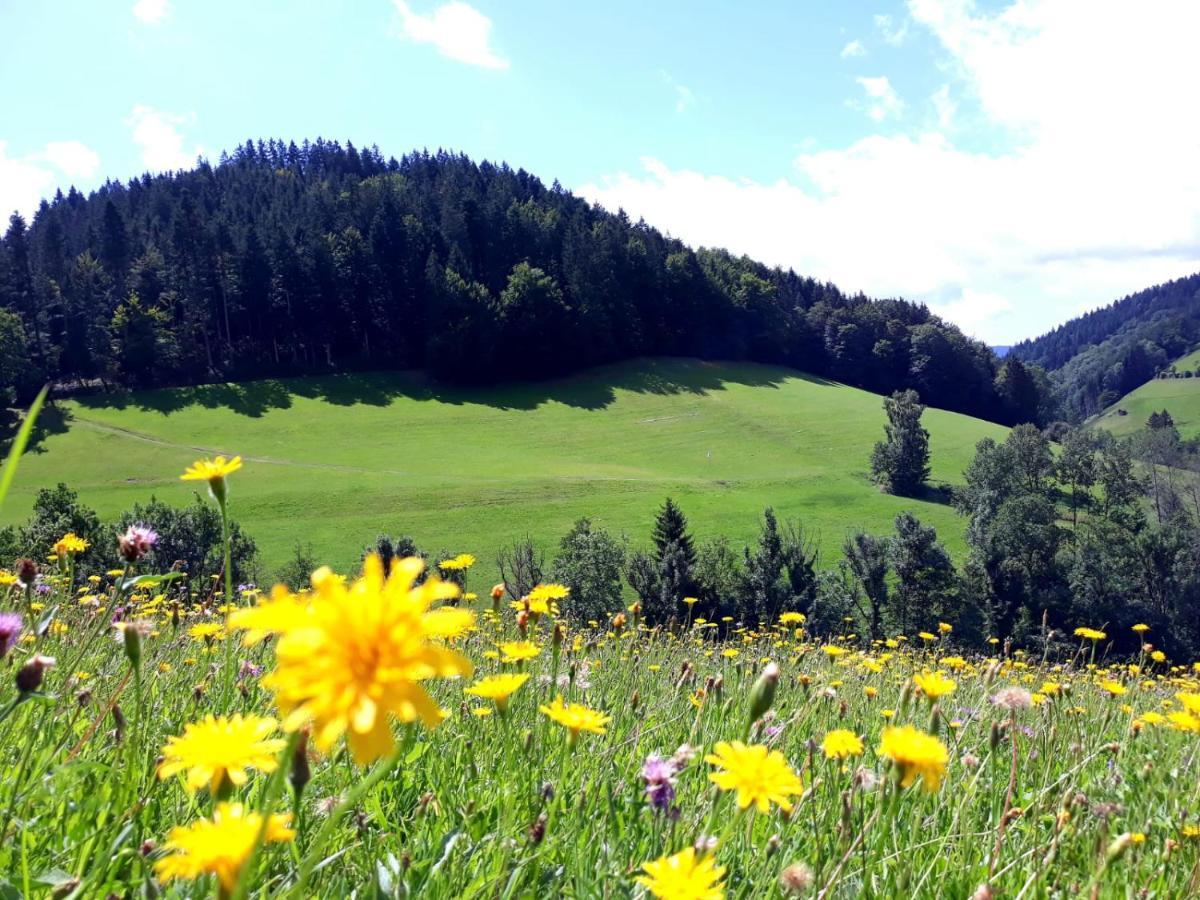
[5,359,1007,581]
[1094,369,1200,438]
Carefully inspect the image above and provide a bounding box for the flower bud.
[16,654,55,693]
[748,662,780,724]
[290,729,312,799]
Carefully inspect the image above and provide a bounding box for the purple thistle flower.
[119,524,158,563]
[238,660,264,680]
[640,753,679,813]
[0,612,23,658]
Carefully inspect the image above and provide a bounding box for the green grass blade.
[0,385,49,512]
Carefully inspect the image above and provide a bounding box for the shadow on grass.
[73,357,832,418]
[0,402,72,455]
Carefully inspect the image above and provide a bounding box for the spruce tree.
[651,497,695,568]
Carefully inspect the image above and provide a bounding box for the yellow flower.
[1168,711,1200,734]
[1150,650,1166,663]
[180,455,243,484]
[229,585,311,646]
[877,725,949,792]
[1098,679,1126,697]
[471,706,493,717]
[705,741,804,813]
[527,583,570,603]
[188,622,225,643]
[918,631,936,641]
[913,671,957,701]
[463,673,529,712]
[1176,692,1200,716]
[498,640,541,664]
[539,695,610,743]
[239,554,472,764]
[722,649,739,659]
[0,570,17,586]
[1074,627,1106,641]
[153,802,294,893]
[682,597,699,606]
[938,622,953,634]
[822,729,864,760]
[437,553,476,571]
[822,645,848,658]
[1132,623,1150,634]
[636,847,726,900]
[53,533,89,557]
[940,656,967,671]
[779,612,806,625]
[158,714,286,794]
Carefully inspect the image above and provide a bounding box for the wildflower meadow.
[1,424,1200,898]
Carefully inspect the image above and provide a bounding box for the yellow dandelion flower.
[158,714,286,794]
[938,622,952,634]
[188,622,225,643]
[180,455,243,484]
[918,631,936,641]
[53,533,89,557]
[1074,627,1106,641]
[779,611,805,625]
[877,725,949,792]
[1132,623,1150,633]
[822,729,864,760]
[705,741,804,813]
[1168,711,1200,734]
[463,673,529,713]
[527,583,570,603]
[636,847,726,900]
[539,695,610,743]
[822,645,848,658]
[499,640,541,664]
[1098,679,1127,697]
[153,802,293,893]
[240,554,472,764]
[1176,692,1200,716]
[913,671,957,701]
[437,553,476,571]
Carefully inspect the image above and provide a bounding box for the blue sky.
[3,0,1199,344]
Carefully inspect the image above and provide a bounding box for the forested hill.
[0,138,1040,424]
[1010,272,1200,419]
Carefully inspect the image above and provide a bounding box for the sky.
[2,0,1199,345]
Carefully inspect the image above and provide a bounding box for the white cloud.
[840,39,866,58]
[125,105,202,172]
[874,13,909,45]
[855,76,904,121]
[391,1,508,70]
[132,0,168,24]
[43,141,100,179]
[0,139,102,219]
[579,2,1200,343]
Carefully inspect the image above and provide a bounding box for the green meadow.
[1094,372,1200,439]
[5,358,1007,580]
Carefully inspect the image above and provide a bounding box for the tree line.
[1011,273,1200,419]
[0,138,1046,425]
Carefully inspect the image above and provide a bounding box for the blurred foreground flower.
[231,554,473,763]
[636,847,726,900]
[153,802,293,894]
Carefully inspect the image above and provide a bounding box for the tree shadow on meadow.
[0,401,72,455]
[71,357,830,419]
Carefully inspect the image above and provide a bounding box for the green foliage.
[17,483,105,572]
[870,389,931,496]
[551,518,626,623]
[114,495,258,587]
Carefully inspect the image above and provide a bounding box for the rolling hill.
[5,358,1007,582]
[1094,355,1200,439]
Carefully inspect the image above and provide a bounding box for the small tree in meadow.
[870,389,931,495]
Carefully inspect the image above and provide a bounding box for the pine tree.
[651,497,696,569]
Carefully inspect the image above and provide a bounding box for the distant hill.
[1010,273,1200,419]
[2,358,1008,579]
[0,139,1029,424]
[1094,347,1200,439]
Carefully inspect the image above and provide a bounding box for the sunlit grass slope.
[1095,372,1200,438]
[6,358,1007,579]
